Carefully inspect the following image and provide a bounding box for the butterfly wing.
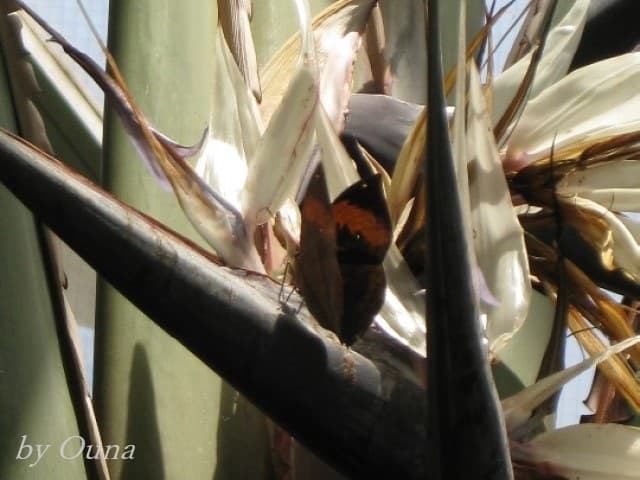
[296,170,343,336]
[332,175,391,264]
[331,174,392,343]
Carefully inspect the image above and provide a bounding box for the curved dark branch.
[0,130,427,479]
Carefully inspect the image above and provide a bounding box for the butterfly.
[295,168,392,345]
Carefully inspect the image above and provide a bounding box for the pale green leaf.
[315,0,375,128]
[451,0,474,257]
[241,63,318,228]
[376,246,426,358]
[495,290,555,388]
[493,0,590,126]
[260,0,376,126]
[378,0,483,105]
[377,0,426,104]
[242,0,318,229]
[95,0,271,476]
[218,0,261,101]
[563,159,640,191]
[315,103,358,199]
[565,196,640,279]
[502,336,640,433]
[561,160,640,212]
[513,423,640,479]
[467,63,531,354]
[194,29,258,213]
[506,53,640,169]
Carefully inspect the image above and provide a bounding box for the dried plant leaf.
[449,3,497,314]
[563,196,640,281]
[375,246,426,357]
[241,0,319,230]
[241,63,318,228]
[194,27,264,216]
[218,0,261,101]
[315,104,359,199]
[377,0,425,104]
[502,336,640,433]
[387,108,426,223]
[273,198,302,257]
[512,423,640,479]
[567,308,640,412]
[467,64,531,353]
[363,3,391,94]
[19,3,182,189]
[583,301,639,424]
[493,0,590,128]
[502,0,546,68]
[260,0,377,124]
[493,0,564,144]
[18,1,263,269]
[527,231,640,366]
[1,10,52,152]
[561,160,640,212]
[360,142,392,190]
[496,290,555,388]
[583,368,633,424]
[213,26,264,163]
[386,3,503,229]
[452,1,471,239]
[506,53,640,169]
[17,11,103,158]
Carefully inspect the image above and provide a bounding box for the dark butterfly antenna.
[277,261,290,302]
[285,261,307,316]
[277,260,302,318]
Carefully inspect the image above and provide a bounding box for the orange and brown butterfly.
[296,168,392,345]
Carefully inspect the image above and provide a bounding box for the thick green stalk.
[95,2,270,479]
[0,13,90,480]
[251,0,335,68]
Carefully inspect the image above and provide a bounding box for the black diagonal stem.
[0,130,429,479]
[425,1,513,478]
